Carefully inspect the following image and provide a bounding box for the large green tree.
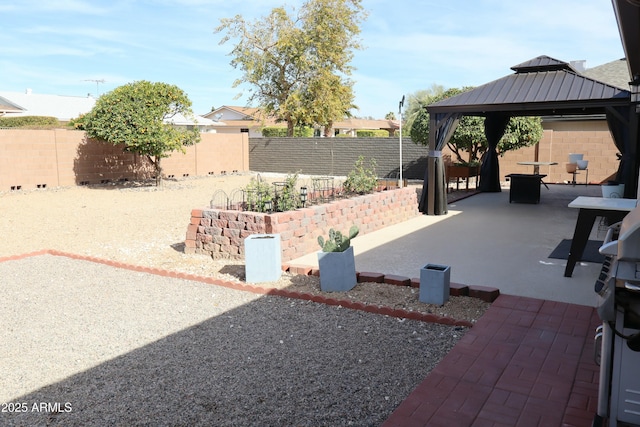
[410,87,543,164]
[215,0,365,136]
[403,84,445,134]
[83,81,200,185]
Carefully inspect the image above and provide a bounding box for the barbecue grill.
[594,204,640,427]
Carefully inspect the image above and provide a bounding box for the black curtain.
[418,112,460,214]
[479,113,510,192]
[606,105,636,197]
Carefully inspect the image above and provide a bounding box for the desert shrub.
[343,156,378,195]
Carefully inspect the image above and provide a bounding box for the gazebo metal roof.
[427,56,630,116]
[419,55,635,215]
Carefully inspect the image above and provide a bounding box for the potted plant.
[317,226,359,292]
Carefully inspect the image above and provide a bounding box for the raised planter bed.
[185,187,419,262]
[446,164,480,191]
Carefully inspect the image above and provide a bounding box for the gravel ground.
[0,174,487,426]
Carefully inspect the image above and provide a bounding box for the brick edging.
[1,249,500,328]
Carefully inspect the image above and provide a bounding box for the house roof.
[0,90,211,126]
[165,113,218,127]
[581,58,630,89]
[0,90,96,121]
[204,105,398,131]
[333,118,399,130]
[427,55,630,116]
[204,105,279,127]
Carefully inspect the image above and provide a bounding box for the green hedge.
[261,126,314,137]
[356,129,389,138]
[0,116,60,128]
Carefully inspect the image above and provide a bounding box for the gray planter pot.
[245,234,281,283]
[419,263,450,305]
[317,245,357,292]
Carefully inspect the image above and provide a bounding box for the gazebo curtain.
[419,112,460,215]
[479,113,510,192]
[606,105,636,197]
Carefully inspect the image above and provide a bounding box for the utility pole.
[398,95,405,188]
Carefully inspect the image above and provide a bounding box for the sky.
[0,0,627,119]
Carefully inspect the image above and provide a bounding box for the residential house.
[581,57,629,88]
[332,118,399,137]
[0,89,96,122]
[202,106,277,137]
[203,105,399,137]
[0,89,216,130]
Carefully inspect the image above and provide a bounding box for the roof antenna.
[84,79,105,97]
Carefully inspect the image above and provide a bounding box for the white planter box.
[245,234,281,283]
[317,246,357,292]
[419,264,450,305]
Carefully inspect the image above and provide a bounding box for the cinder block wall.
[249,119,620,185]
[0,129,249,190]
[185,187,419,262]
[498,120,620,184]
[249,137,429,179]
[0,119,620,191]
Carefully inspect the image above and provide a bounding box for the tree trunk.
[323,122,334,138]
[287,121,295,137]
[148,155,163,187]
[155,156,163,187]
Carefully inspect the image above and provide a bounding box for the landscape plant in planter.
[317,226,359,292]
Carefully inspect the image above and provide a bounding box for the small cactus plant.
[317,225,359,252]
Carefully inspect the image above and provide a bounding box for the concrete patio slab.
[290,184,606,307]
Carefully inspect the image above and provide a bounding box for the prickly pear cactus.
[318,225,359,252]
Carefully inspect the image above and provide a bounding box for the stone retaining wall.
[185,187,419,262]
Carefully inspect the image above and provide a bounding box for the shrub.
[343,156,378,195]
[262,126,314,137]
[274,173,300,212]
[244,177,273,212]
[0,116,60,128]
[356,129,389,137]
[243,173,301,212]
[68,114,87,130]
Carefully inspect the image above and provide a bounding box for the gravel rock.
[1,255,464,426]
[0,174,488,425]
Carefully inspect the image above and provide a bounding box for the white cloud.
[4,0,109,14]
[0,0,628,119]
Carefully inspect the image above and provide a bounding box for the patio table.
[517,161,557,189]
[517,161,558,174]
[564,196,637,277]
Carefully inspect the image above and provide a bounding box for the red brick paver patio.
[383,294,600,427]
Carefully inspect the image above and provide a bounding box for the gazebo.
[419,55,633,215]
